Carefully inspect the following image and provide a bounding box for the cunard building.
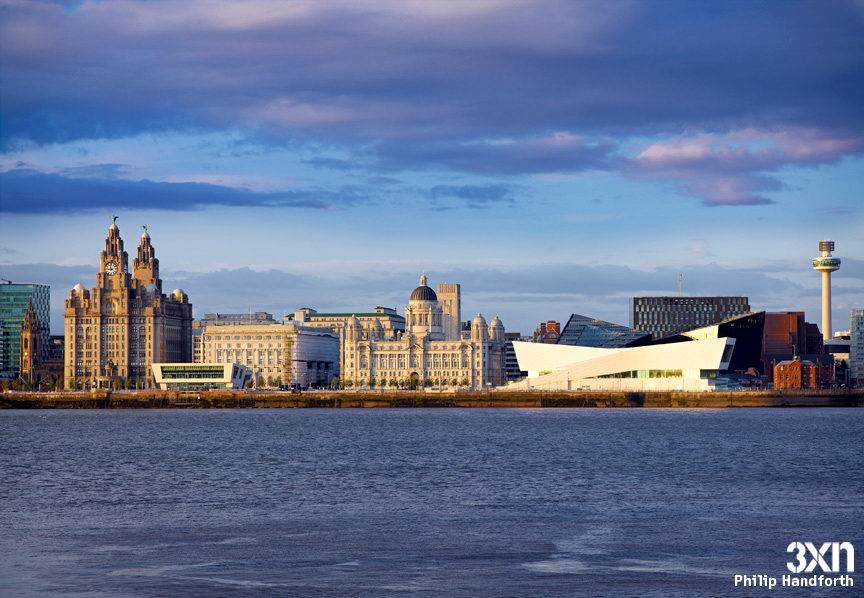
[64,219,193,389]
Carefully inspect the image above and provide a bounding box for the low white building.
[151,363,250,390]
[505,337,736,392]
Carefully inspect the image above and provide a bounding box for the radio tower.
[812,240,841,341]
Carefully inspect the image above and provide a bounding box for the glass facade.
[159,364,226,379]
[630,296,750,340]
[594,369,683,379]
[557,314,651,348]
[0,283,50,378]
[851,309,864,387]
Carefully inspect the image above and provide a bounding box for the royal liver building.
[64,219,193,389]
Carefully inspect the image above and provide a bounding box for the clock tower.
[64,217,193,389]
[99,216,129,289]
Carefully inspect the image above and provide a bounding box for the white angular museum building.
[506,337,736,392]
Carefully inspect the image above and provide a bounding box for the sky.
[0,0,862,335]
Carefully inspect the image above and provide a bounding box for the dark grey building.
[557,313,651,348]
[503,332,528,381]
[631,296,750,340]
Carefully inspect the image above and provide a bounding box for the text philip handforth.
[734,574,854,589]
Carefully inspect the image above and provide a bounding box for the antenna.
[676,272,685,296]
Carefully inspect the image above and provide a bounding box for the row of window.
[595,369,684,379]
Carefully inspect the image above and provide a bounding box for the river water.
[1,408,861,597]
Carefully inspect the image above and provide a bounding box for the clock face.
[105,261,118,275]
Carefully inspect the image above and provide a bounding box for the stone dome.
[72,283,84,294]
[409,274,437,302]
[171,288,187,302]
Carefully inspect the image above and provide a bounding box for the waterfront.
[1,409,862,596]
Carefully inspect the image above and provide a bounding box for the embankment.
[1,388,862,409]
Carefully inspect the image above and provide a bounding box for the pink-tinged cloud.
[629,128,864,206]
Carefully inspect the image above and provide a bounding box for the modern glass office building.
[851,308,864,387]
[630,296,750,339]
[0,283,50,378]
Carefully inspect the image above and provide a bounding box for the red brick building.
[774,358,818,390]
[533,320,561,343]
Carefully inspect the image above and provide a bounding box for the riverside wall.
[2,389,863,409]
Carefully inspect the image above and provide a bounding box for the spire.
[100,216,128,283]
[133,226,161,290]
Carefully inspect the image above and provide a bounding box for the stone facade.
[197,322,339,388]
[20,306,62,384]
[339,275,507,389]
[291,306,406,375]
[64,221,193,389]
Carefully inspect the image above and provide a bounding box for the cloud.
[0,167,368,213]
[375,133,615,175]
[2,2,861,150]
[303,157,360,171]
[627,128,864,205]
[428,184,513,208]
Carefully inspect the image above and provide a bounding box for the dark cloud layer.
[1,1,863,206]
[0,168,364,213]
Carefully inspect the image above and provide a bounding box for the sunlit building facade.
[64,221,193,389]
[340,275,507,389]
[197,322,339,388]
[507,336,736,392]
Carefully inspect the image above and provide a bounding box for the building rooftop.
[557,313,651,348]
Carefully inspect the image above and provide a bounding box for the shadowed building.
[851,309,864,387]
[0,282,50,379]
[650,312,765,375]
[631,296,750,339]
[504,331,528,381]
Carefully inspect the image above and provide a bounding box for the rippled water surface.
[1,408,862,597]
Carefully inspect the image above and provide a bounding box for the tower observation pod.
[812,240,841,341]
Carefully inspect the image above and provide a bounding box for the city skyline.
[1,1,863,334]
